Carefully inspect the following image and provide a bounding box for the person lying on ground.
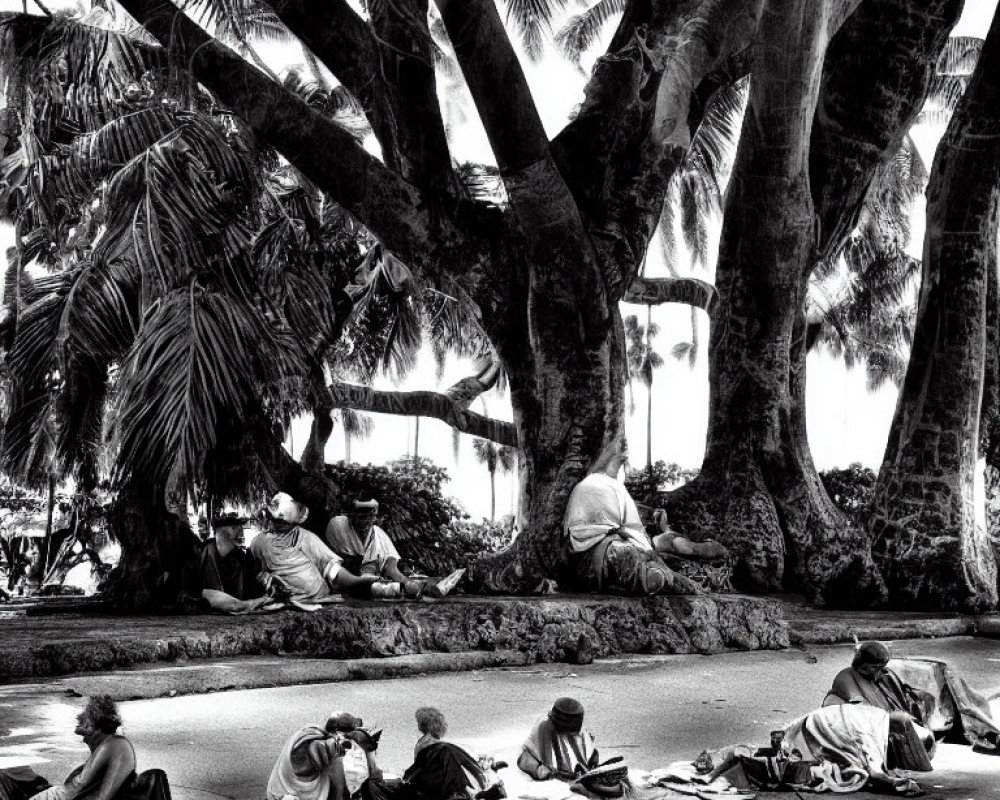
[267,712,363,800]
[824,640,1000,753]
[518,697,600,781]
[23,695,138,800]
[197,512,276,613]
[649,509,729,561]
[324,500,465,599]
[251,493,421,606]
[562,439,701,596]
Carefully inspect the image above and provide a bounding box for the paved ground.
[2,637,999,800]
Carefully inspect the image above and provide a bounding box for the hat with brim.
[212,513,250,530]
[349,499,379,514]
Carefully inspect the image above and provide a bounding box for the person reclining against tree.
[562,439,700,596]
[824,640,1000,754]
[324,500,465,599]
[518,697,599,781]
[196,512,277,614]
[251,493,419,607]
[0,695,140,800]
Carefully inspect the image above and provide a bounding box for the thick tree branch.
[330,382,517,448]
[551,0,759,301]
[623,276,717,317]
[117,0,446,268]
[264,0,401,173]
[435,0,609,344]
[266,0,456,194]
[811,0,964,263]
[444,358,502,410]
[434,0,549,175]
[369,0,457,193]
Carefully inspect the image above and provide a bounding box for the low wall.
[0,593,788,680]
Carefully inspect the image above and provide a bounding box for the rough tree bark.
[869,8,1000,611]
[665,0,961,606]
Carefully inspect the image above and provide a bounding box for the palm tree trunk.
[646,306,653,469]
[414,416,420,459]
[489,468,496,521]
[345,427,352,463]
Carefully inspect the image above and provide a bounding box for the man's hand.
[535,765,553,780]
[307,737,344,770]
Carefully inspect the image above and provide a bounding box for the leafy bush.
[324,457,505,575]
[819,463,877,522]
[624,461,700,504]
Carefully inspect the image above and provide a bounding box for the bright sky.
[1,0,997,520]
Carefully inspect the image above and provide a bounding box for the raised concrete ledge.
[0,594,787,681]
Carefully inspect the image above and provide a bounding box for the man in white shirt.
[325,500,465,598]
[563,439,700,596]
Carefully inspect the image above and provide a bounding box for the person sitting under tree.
[252,493,421,607]
[324,500,464,599]
[197,512,277,613]
[562,439,701,596]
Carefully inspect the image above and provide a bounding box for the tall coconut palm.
[472,437,515,521]
[624,311,664,469]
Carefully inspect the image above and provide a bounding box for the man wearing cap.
[518,697,599,781]
[324,500,407,582]
[325,500,465,599]
[197,512,272,613]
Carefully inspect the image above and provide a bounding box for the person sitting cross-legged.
[518,697,599,781]
[324,500,465,599]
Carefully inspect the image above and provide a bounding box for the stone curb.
[0,594,788,681]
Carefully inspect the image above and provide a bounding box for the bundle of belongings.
[646,704,934,798]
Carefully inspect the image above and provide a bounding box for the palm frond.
[918,35,983,126]
[554,0,624,68]
[114,284,304,497]
[503,0,570,61]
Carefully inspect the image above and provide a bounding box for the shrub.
[624,461,700,505]
[324,457,505,575]
[819,463,877,522]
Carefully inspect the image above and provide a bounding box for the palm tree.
[624,311,664,469]
[472,437,516,521]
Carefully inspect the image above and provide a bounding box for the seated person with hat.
[253,492,419,607]
[325,500,464,599]
[518,697,599,781]
[198,512,274,614]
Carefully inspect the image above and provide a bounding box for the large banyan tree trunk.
[666,0,874,604]
[868,11,1000,612]
[666,0,961,606]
